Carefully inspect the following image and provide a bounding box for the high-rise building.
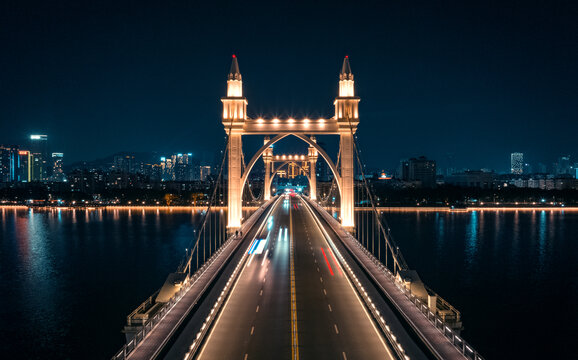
[174,153,194,181]
[29,134,49,181]
[18,150,32,182]
[0,145,20,182]
[398,156,437,187]
[409,156,437,187]
[51,153,65,182]
[200,165,211,181]
[113,155,136,174]
[510,152,523,174]
[555,156,572,175]
[160,156,174,181]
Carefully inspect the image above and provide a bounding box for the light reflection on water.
[0,207,247,360]
[378,209,578,360]
[464,210,478,270]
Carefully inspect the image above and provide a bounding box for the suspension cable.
[345,111,408,272]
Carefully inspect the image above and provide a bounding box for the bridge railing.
[348,230,485,360]
[111,196,277,360]
[308,198,484,360]
[111,237,233,360]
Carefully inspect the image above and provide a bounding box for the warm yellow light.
[257,118,264,124]
[273,118,280,124]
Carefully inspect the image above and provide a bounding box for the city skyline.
[2,133,577,177]
[1,1,576,171]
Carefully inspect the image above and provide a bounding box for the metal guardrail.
[301,198,410,360]
[346,232,485,360]
[111,198,277,360]
[183,197,282,359]
[111,236,235,360]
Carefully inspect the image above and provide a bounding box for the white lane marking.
[328,304,332,312]
[259,290,263,296]
[320,277,323,283]
[256,305,259,312]
[334,324,339,334]
[251,326,254,335]
[299,196,395,358]
[342,352,347,360]
[195,197,284,360]
[323,289,327,295]
[244,354,248,360]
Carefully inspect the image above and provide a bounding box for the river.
[0,207,576,359]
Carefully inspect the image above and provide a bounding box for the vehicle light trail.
[320,247,334,276]
[327,246,343,276]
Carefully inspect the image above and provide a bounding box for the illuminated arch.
[241,133,341,196]
[267,161,312,193]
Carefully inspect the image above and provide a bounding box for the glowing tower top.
[223,55,247,128]
[335,56,360,131]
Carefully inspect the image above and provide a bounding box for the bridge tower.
[222,55,359,232]
[222,55,246,229]
[335,56,359,229]
[262,136,273,201]
[308,136,318,200]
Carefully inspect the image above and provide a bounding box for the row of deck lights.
[184,245,247,360]
[183,204,270,360]
[255,118,327,125]
[274,154,307,160]
[330,238,410,360]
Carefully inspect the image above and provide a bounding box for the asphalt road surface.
[196,195,394,360]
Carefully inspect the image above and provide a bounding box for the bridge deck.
[117,195,475,360]
[188,195,396,360]
[122,200,276,360]
[307,198,470,360]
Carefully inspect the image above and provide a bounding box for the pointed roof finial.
[228,54,241,80]
[340,56,353,80]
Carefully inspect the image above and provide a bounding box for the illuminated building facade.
[510,152,523,174]
[29,134,48,181]
[200,165,211,181]
[0,145,20,182]
[51,153,65,182]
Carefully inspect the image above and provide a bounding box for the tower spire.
[340,55,353,81]
[228,54,241,81]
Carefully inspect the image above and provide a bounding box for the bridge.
[112,56,484,360]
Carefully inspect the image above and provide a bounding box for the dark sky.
[1,0,576,172]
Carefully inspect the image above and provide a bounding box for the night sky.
[1,0,576,172]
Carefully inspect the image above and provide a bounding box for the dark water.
[0,207,229,360]
[1,207,576,359]
[381,209,578,360]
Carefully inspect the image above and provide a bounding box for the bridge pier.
[308,137,318,200]
[227,132,243,229]
[222,55,246,230]
[335,57,359,230]
[263,136,273,201]
[339,131,355,229]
